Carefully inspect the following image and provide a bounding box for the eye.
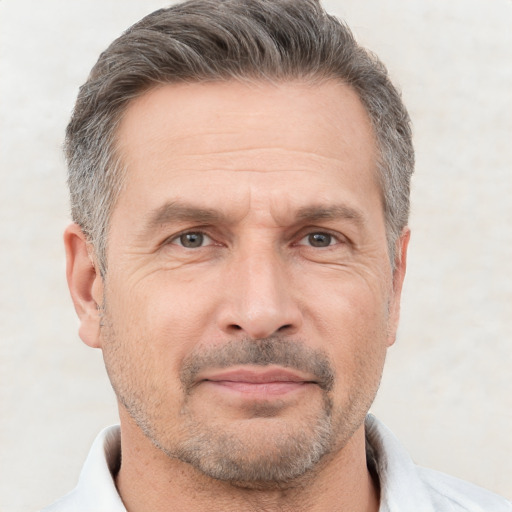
[299,232,338,248]
[172,231,212,248]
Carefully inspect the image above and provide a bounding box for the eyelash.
[296,231,342,248]
[169,230,215,248]
[166,228,345,250]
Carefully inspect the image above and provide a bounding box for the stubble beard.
[169,395,335,487]
[102,311,383,487]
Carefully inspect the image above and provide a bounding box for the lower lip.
[204,380,310,396]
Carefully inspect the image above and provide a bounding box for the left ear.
[386,227,410,347]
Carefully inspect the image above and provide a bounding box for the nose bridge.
[219,236,301,339]
[243,245,283,314]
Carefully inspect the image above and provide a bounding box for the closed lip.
[198,366,316,385]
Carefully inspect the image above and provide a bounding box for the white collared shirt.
[41,415,512,512]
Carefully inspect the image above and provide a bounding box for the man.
[42,0,511,511]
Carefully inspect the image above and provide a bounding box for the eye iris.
[180,232,204,248]
[308,233,331,247]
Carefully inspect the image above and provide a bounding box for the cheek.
[101,273,220,387]
[100,301,185,422]
[325,298,389,417]
[109,270,205,332]
[304,269,391,341]
[302,272,391,387]
[328,311,388,387]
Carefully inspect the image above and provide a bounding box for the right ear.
[64,223,104,348]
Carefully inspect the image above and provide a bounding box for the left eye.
[172,232,212,248]
[299,233,337,248]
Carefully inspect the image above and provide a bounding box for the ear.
[64,223,104,348]
[386,227,410,347]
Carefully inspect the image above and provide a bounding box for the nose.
[217,247,303,340]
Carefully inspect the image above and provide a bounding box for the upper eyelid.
[161,227,214,246]
[294,227,347,243]
[161,226,348,246]
[175,231,211,242]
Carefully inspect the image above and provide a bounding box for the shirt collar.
[365,413,436,512]
[73,424,126,511]
[69,416,436,512]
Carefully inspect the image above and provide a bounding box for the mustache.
[180,337,335,392]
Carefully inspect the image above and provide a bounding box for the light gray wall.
[0,1,510,510]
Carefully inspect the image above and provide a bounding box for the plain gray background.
[1,1,511,510]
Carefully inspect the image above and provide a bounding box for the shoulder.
[39,490,85,512]
[417,466,512,512]
[365,414,512,512]
[39,425,125,512]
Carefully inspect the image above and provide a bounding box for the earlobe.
[64,223,104,348]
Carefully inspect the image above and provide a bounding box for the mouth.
[198,366,318,397]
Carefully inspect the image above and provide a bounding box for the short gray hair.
[66,0,414,275]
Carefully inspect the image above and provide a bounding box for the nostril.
[277,324,292,332]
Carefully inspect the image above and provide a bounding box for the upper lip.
[198,366,316,384]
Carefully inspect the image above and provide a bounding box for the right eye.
[170,231,213,248]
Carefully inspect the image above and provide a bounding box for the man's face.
[91,80,407,484]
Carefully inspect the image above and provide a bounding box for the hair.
[65,0,414,275]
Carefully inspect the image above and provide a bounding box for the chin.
[168,415,335,485]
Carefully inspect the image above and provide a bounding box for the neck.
[115,415,379,512]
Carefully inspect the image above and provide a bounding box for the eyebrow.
[146,202,227,230]
[295,204,365,226]
[144,201,366,232]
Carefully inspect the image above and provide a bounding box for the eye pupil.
[308,233,331,247]
[180,232,204,248]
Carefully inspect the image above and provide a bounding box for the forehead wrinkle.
[268,206,362,235]
[136,151,348,179]
[144,198,369,236]
[263,198,369,230]
[172,146,350,161]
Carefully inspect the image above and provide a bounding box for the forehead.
[113,79,381,223]
[116,79,377,163]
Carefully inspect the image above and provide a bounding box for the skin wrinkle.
[61,2,417,506]
[120,161,359,201]
[120,239,380,292]
[75,80,408,512]
[119,209,370,288]
[105,217,390,327]
[117,152,384,266]
[67,18,414,277]
[173,203,363,226]
[128,153,370,177]
[143,201,367,243]
[145,144,351,160]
